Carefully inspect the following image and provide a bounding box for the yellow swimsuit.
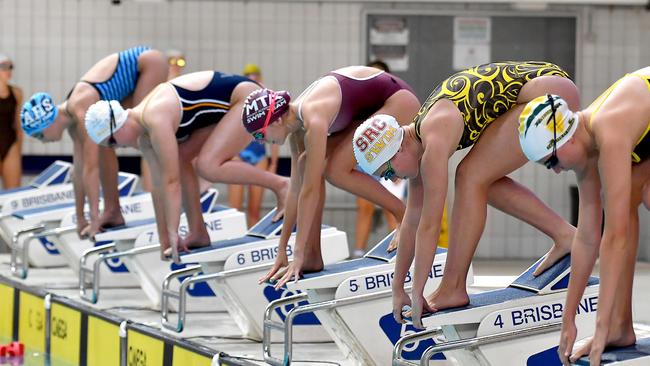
[587,73,650,164]
[414,61,570,150]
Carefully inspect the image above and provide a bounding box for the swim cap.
[353,114,404,175]
[242,89,291,134]
[243,63,261,76]
[84,100,128,145]
[0,54,9,65]
[21,93,59,137]
[519,94,579,162]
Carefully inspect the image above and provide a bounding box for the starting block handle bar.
[392,327,441,366]
[78,243,115,303]
[32,225,76,239]
[10,224,46,279]
[419,321,562,366]
[264,288,394,366]
[125,244,159,256]
[160,268,221,333]
[391,321,562,366]
[262,292,309,366]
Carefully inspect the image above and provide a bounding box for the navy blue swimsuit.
[171,71,256,142]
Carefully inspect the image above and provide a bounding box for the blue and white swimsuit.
[81,46,150,101]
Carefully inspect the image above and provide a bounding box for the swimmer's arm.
[594,136,633,332]
[393,176,423,291]
[294,119,328,259]
[276,137,302,256]
[269,145,280,173]
[74,110,101,226]
[141,143,169,249]
[71,133,88,229]
[412,142,448,301]
[563,164,602,322]
[149,127,183,249]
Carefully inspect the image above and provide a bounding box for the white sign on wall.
[453,17,491,70]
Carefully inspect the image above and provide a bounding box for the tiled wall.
[2,0,649,259]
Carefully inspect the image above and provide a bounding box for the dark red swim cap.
[242,89,291,133]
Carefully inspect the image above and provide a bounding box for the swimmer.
[244,65,420,288]
[520,66,650,365]
[85,70,288,262]
[353,61,580,328]
[20,46,168,238]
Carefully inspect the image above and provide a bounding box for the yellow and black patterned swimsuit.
[413,61,570,150]
[587,73,650,164]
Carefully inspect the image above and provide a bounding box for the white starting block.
[393,255,600,366]
[159,208,349,334]
[259,232,457,366]
[3,172,139,278]
[92,198,247,309]
[69,189,239,304]
[0,160,71,211]
[0,161,86,247]
[575,337,650,365]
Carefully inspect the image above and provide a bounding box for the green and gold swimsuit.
[413,61,570,150]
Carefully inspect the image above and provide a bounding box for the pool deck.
[2,255,650,366]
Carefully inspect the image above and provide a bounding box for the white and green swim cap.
[519,94,579,162]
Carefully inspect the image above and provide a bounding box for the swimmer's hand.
[558,319,577,365]
[161,237,189,264]
[392,286,411,324]
[387,225,401,253]
[162,245,185,264]
[272,257,303,290]
[406,293,436,330]
[84,220,104,241]
[77,219,90,240]
[259,252,289,284]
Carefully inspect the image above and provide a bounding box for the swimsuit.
[297,70,415,135]
[170,71,255,142]
[588,73,650,164]
[413,61,570,150]
[0,86,17,161]
[79,46,150,101]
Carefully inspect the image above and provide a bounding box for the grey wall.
[2,0,649,260]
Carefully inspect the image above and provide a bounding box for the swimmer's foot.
[387,225,401,252]
[534,243,572,277]
[179,231,211,251]
[272,178,290,222]
[425,284,470,311]
[98,211,126,230]
[302,254,324,273]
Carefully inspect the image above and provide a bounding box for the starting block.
[159,208,349,335]
[260,232,457,366]
[93,200,247,309]
[3,172,139,278]
[0,160,71,211]
[73,189,244,304]
[393,254,600,366]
